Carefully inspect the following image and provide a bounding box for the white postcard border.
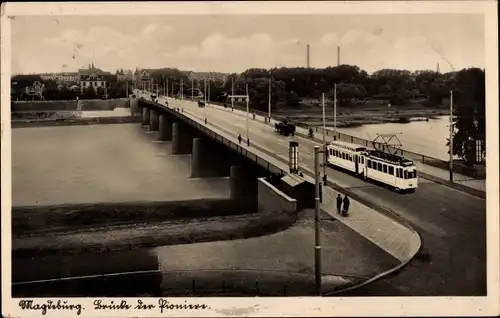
[1,1,499,317]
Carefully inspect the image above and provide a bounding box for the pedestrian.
[238,134,242,144]
[342,195,350,216]
[336,194,343,214]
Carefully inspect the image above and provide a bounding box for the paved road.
[161,96,486,296]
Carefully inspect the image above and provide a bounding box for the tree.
[390,88,410,106]
[447,68,485,165]
[331,82,367,106]
[43,80,59,100]
[82,85,97,100]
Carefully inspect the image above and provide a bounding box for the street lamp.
[449,90,454,182]
[313,145,322,296]
[322,93,327,185]
[268,76,272,122]
[333,83,337,139]
[231,77,235,111]
[246,83,250,146]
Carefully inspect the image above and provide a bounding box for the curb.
[324,229,422,295]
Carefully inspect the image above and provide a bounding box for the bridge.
[132,89,486,296]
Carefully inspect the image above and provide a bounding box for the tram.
[326,140,418,193]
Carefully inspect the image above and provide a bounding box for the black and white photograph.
[1,1,499,317]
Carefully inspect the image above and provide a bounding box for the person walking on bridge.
[336,194,343,214]
[238,134,242,144]
[342,195,350,217]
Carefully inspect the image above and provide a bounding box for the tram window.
[367,160,371,168]
[349,155,353,161]
[398,168,403,178]
[389,166,394,175]
[377,162,382,171]
[342,153,345,159]
[361,157,364,164]
[404,170,408,179]
[383,164,388,173]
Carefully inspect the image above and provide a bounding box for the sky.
[10,14,484,75]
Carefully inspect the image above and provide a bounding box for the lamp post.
[268,77,272,121]
[231,77,235,110]
[322,93,327,185]
[191,78,194,102]
[334,83,337,140]
[246,83,250,144]
[449,90,454,182]
[313,145,322,296]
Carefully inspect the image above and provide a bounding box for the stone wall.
[257,178,297,215]
[12,98,130,112]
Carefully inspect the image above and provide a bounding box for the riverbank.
[275,104,450,128]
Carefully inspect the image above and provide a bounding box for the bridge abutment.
[142,107,150,125]
[159,114,172,141]
[149,110,160,131]
[130,97,140,115]
[230,165,260,209]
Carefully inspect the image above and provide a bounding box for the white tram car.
[326,140,418,193]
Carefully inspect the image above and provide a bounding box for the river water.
[335,116,451,161]
[11,123,229,206]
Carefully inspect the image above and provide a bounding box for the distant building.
[79,63,112,93]
[25,80,45,99]
[40,72,79,83]
[134,68,151,87]
[116,69,129,82]
[62,72,80,83]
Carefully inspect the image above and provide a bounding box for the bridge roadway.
[138,91,486,296]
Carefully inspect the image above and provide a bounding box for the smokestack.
[337,46,340,66]
[307,44,310,68]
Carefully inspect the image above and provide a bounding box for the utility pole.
[337,46,340,66]
[334,83,337,140]
[231,77,235,110]
[246,83,250,142]
[191,78,194,101]
[449,90,454,182]
[322,93,327,185]
[166,78,169,98]
[313,146,322,296]
[307,44,310,68]
[268,77,272,120]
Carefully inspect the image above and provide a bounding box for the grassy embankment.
[12,199,297,257]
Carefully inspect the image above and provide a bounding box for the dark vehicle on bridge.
[198,100,206,108]
[275,120,296,136]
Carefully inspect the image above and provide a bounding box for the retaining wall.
[12,99,130,112]
[257,178,297,215]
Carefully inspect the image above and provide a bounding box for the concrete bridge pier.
[159,114,172,141]
[170,122,193,155]
[191,137,211,178]
[149,110,160,131]
[142,107,150,125]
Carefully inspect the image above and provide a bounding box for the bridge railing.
[207,101,484,180]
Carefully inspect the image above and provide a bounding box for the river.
[11,123,229,206]
[335,116,452,161]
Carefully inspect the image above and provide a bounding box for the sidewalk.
[148,93,421,264]
[198,103,485,194]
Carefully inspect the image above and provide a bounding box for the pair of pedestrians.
[336,194,350,217]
